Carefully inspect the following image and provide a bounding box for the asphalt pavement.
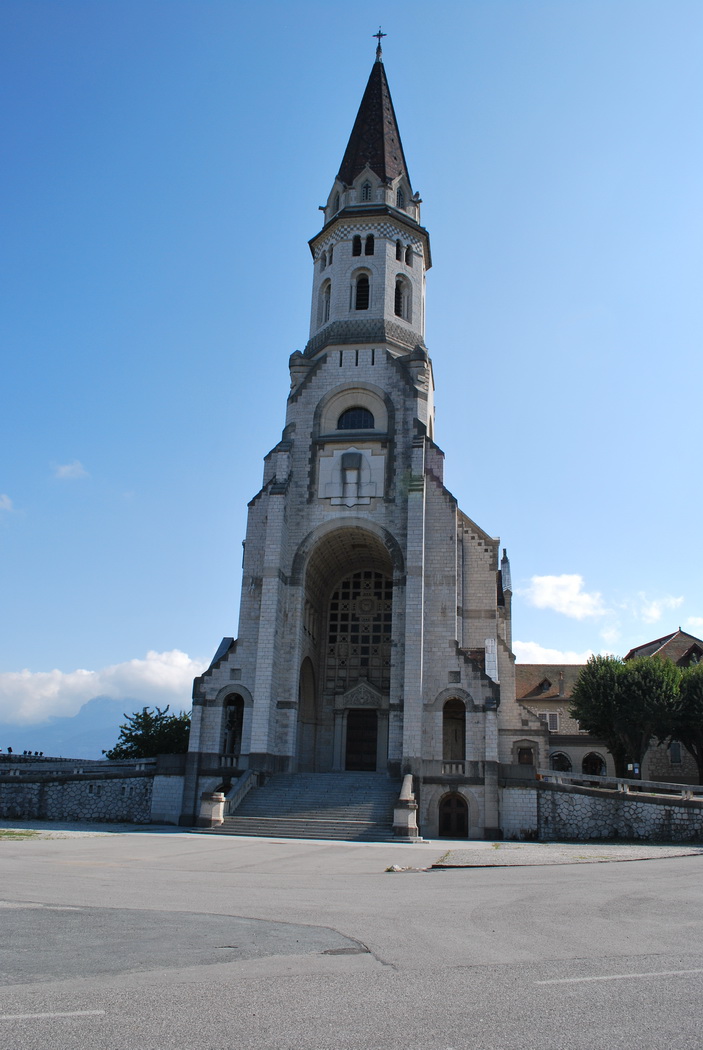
[1,826,702,1049]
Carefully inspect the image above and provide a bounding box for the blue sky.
[1,0,701,726]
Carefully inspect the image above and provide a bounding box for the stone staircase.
[200,772,401,841]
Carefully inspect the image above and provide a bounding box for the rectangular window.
[670,741,682,765]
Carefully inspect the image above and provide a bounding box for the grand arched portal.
[295,525,402,772]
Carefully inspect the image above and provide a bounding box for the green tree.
[671,662,703,785]
[616,656,681,774]
[570,655,629,776]
[103,705,190,760]
[570,655,680,777]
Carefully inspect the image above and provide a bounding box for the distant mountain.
[0,696,141,760]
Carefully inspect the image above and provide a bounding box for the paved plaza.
[2,823,703,1049]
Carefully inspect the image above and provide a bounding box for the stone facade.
[182,52,548,836]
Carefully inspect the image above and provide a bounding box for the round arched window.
[337,407,375,430]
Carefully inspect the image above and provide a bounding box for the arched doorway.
[582,752,606,776]
[438,793,468,838]
[550,751,572,772]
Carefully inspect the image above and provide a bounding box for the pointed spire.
[336,50,411,189]
[501,549,512,593]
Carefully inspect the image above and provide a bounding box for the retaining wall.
[0,774,153,823]
[501,780,703,843]
[0,755,187,825]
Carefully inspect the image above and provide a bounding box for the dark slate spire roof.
[336,58,411,189]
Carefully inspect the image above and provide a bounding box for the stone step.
[198,816,396,842]
[203,772,402,841]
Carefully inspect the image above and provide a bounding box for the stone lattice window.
[325,571,392,694]
[337,407,374,430]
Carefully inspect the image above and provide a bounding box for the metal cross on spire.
[374,27,386,61]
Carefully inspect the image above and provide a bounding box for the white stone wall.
[501,786,539,840]
[150,775,185,825]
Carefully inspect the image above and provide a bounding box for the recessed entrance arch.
[293,523,403,773]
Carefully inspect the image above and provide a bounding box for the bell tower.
[182,43,541,838]
[306,44,431,401]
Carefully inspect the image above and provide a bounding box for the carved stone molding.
[336,681,385,710]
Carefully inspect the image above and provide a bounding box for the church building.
[181,43,548,838]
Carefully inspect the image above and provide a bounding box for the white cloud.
[600,625,621,646]
[0,494,13,512]
[0,650,205,726]
[632,593,684,625]
[687,617,703,629]
[53,460,89,480]
[513,641,595,664]
[520,574,606,620]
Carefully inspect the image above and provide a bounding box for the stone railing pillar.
[197,791,225,828]
[393,774,419,840]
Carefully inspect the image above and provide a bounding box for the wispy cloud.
[0,650,205,725]
[600,625,621,646]
[53,460,89,480]
[519,574,606,620]
[687,616,703,630]
[619,592,684,625]
[0,494,13,512]
[513,641,595,664]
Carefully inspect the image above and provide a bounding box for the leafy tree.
[616,656,681,773]
[570,655,629,776]
[671,662,703,785]
[570,655,680,777]
[103,705,190,760]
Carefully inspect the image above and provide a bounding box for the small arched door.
[582,752,606,776]
[438,793,468,838]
